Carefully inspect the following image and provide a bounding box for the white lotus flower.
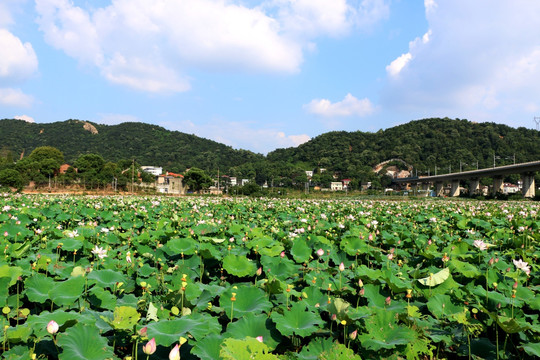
[513,259,531,275]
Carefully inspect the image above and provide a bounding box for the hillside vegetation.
[1,117,539,189]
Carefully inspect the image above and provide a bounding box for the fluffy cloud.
[34,0,388,93]
[163,119,310,154]
[304,93,375,117]
[0,29,38,84]
[14,115,35,123]
[383,1,540,124]
[0,88,34,107]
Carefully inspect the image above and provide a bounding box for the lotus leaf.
[191,333,223,360]
[271,302,323,337]
[225,313,282,350]
[220,285,272,319]
[87,269,126,289]
[417,267,450,287]
[24,274,54,303]
[223,254,257,277]
[49,276,85,306]
[145,313,221,346]
[220,337,279,360]
[57,323,114,360]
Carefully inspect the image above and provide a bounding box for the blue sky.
[2,0,540,154]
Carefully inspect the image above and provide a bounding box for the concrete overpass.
[393,160,540,197]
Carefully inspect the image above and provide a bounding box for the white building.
[141,166,163,176]
[330,182,343,191]
[230,177,237,186]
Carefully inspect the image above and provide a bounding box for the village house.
[155,172,185,195]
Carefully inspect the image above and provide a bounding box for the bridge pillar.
[522,173,536,198]
[469,178,480,195]
[417,182,429,197]
[493,177,504,196]
[450,180,460,197]
[435,182,445,197]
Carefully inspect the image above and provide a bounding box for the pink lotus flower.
[169,344,180,360]
[47,320,59,335]
[256,336,263,343]
[316,248,324,257]
[143,338,156,355]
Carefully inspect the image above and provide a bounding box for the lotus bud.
[280,251,285,258]
[142,338,156,355]
[359,288,365,296]
[169,344,180,360]
[358,279,363,287]
[256,267,262,276]
[339,262,345,272]
[46,320,59,335]
[385,296,391,306]
[316,248,324,257]
[331,314,337,321]
[256,336,263,343]
[513,281,518,289]
[139,326,148,337]
[349,329,358,340]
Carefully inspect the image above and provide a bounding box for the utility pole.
[132,159,135,194]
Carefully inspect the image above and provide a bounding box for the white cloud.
[386,52,412,77]
[304,93,375,117]
[0,29,38,84]
[34,0,389,93]
[383,1,540,125]
[162,119,310,154]
[96,113,140,125]
[14,114,35,123]
[0,88,34,107]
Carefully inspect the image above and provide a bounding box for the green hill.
[267,118,540,175]
[0,119,263,172]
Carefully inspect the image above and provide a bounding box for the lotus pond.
[0,194,539,359]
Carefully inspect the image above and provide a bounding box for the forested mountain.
[267,118,540,175]
[0,119,263,172]
[2,117,539,189]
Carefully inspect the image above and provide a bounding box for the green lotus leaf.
[52,238,84,251]
[449,260,480,278]
[426,294,463,319]
[220,286,273,319]
[191,333,223,360]
[164,237,197,256]
[297,337,336,360]
[26,310,88,338]
[260,255,297,281]
[290,238,311,264]
[358,308,417,350]
[522,342,540,358]
[0,277,10,303]
[88,287,117,311]
[87,269,126,289]
[1,345,32,359]
[417,267,450,287]
[6,325,32,343]
[145,313,221,346]
[220,337,278,360]
[25,273,54,303]
[223,254,257,277]
[258,245,285,257]
[0,265,23,286]
[340,235,369,256]
[49,276,85,306]
[225,313,282,350]
[57,323,114,360]
[270,302,323,337]
[107,306,140,330]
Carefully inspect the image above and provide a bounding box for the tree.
[183,168,214,192]
[28,146,64,164]
[0,169,24,190]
